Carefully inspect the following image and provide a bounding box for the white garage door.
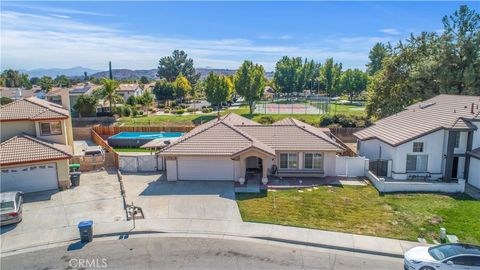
[468,159,480,189]
[177,156,234,181]
[1,163,59,193]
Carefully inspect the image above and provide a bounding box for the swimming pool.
[108,132,184,148]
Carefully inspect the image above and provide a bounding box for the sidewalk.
[0,218,423,257]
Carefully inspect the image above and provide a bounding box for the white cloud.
[379,28,401,35]
[1,10,384,71]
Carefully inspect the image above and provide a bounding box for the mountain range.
[21,67,274,80]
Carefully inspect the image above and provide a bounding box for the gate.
[138,155,158,172]
[119,156,138,172]
[369,159,389,177]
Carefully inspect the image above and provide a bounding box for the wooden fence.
[92,125,194,138]
[91,128,120,168]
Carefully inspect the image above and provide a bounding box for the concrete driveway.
[123,173,242,221]
[0,169,125,237]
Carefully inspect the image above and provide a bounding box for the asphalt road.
[1,236,404,270]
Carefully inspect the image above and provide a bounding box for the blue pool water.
[109,132,184,140]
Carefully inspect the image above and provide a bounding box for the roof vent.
[419,102,436,109]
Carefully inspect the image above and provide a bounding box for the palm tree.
[100,78,119,113]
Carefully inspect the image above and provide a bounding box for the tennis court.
[254,102,328,114]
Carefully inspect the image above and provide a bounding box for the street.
[1,236,403,270]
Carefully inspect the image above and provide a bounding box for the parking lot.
[1,169,125,237]
[122,172,242,221]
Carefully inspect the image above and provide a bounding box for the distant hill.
[90,68,274,80]
[20,67,274,80]
[22,67,101,78]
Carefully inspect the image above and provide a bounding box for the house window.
[40,122,62,136]
[406,155,428,172]
[279,153,298,169]
[454,132,460,148]
[412,142,424,152]
[304,153,323,170]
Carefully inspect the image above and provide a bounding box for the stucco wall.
[35,120,69,145]
[472,122,480,150]
[468,158,480,189]
[0,121,36,141]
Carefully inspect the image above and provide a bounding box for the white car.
[404,243,480,270]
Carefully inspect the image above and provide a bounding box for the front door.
[451,157,459,179]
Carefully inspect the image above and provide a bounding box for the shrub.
[164,109,170,113]
[170,100,178,107]
[174,109,185,114]
[257,116,275,124]
[138,110,144,116]
[157,104,165,109]
[202,107,213,113]
[122,106,132,117]
[132,109,138,117]
[320,114,372,128]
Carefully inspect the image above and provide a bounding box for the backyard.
[118,103,366,127]
[236,185,480,245]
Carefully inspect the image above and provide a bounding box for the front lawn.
[236,185,480,244]
[118,104,366,127]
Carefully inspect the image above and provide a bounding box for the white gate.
[119,155,163,172]
[138,155,157,172]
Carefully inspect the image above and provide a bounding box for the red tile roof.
[0,97,69,121]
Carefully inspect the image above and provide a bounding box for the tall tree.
[173,74,192,102]
[153,80,175,105]
[320,58,342,96]
[140,76,150,84]
[55,75,71,88]
[273,56,303,93]
[204,72,230,118]
[366,43,388,76]
[340,69,369,103]
[100,78,120,113]
[157,50,200,84]
[38,76,54,91]
[0,69,31,89]
[137,91,154,114]
[73,95,97,117]
[234,60,266,115]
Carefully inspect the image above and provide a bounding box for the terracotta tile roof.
[354,95,480,146]
[0,135,72,166]
[159,113,343,157]
[118,84,140,92]
[0,97,69,121]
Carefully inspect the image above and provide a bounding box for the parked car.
[0,191,24,226]
[404,243,480,270]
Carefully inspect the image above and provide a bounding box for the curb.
[1,230,405,259]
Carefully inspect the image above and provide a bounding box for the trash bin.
[78,220,93,243]
[70,172,81,186]
[69,164,81,172]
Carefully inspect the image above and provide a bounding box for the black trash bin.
[70,172,81,186]
[78,220,93,243]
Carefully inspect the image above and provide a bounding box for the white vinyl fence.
[335,156,369,177]
[119,154,164,172]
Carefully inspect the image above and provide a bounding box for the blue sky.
[1,1,476,71]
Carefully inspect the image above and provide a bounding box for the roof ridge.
[21,134,72,156]
[219,121,254,142]
[0,135,19,146]
[288,118,344,150]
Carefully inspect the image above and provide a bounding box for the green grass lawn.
[236,185,480,244]
[113,147,152,152]
[118,104,366,127]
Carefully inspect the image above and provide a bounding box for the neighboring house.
[47,83,107,116]
[117,84,143,100]
[158,113,345,184]
[354,94,480,190]
[0,95,75,193]
[1,86,46,101]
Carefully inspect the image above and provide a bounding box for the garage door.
[1,163,58,193]
[469,159,480,189]
[177,156,234,181]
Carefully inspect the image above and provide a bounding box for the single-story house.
[354,94,480,190]
[158,113,345,184]
[0,96,74,193]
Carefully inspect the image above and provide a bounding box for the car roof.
[441,244,480,257]
[0,191,20,201]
